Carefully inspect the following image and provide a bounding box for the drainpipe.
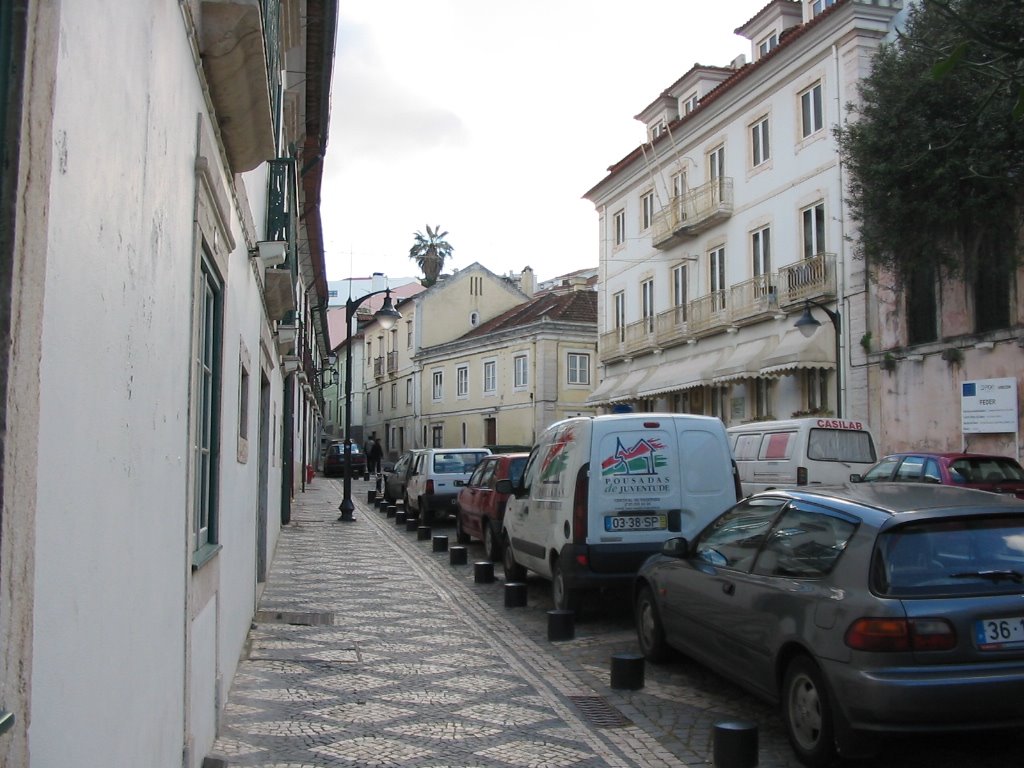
[832,43,848,418]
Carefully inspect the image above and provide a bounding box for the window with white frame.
[709,246,727,306]
[193,253,223,556]
[812,0,836,16]
[800,81,823,137]
[751,115,770,167]
[432,425,443,448]
[376,387,382,412]
[613,291,626,342]
[754,378,772,419]
[613,209,626,246]
[671,171,687,199]
[681,93,697,115]
[752,226,771,276]
[365,338,372,366]
[641,190,656,231]
[804,368,830,412]
[672,264,688,319]
[709,145,725,181]
[391,382,397,407]
[406,320,413,348]
[650,120,666,140]
[758,33,778,58]
[514,354,528,388]
[406,377,413,404]
[432,369,443,400]
[802,202,826,259]
[483,360,496,393]
[567,352,591,385]
[457,364,469,397]
[641,279,655,333]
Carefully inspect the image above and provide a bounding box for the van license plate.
[605,515,667,532]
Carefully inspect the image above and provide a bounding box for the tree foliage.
[408,225,454,287]
[837,0,1024,286]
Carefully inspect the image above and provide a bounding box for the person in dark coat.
[367,436,384,475]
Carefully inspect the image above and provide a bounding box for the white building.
[0,2,336,765]
[584,0,902,425]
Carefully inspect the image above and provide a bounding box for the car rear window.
[949,457,1024,484]
[433,452,487,473]
[806,428,876,463]
[873,516,1024,596]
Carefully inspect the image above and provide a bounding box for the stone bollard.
[504,582,528,608]
[449,546,468,565]
[432,535,449,552]
[386,505,398,516]
[712,721,758,768]
[405,518,420,532]
[610,652,645,690]
[417,526,432,541]
[547,609,575,641]
[395,511,406,524]
[386,505,396,518]
[474,561,495,584]
[367,490,376,504]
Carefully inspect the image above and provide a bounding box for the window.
[432,425,443,448]
[641,190,656,231]
[457,365,469,397]
[365,339,372,366]
[432,370,443,400]
[709,246,726,303]
[613,291,626,342]
[812,0,836,16]
[613,209,626,246]
[483,360,496,393]
[751,116,770,167]
[671,171,687,199]
[193,255,223,556]
[907,265,937,345]
[681,93,697,115]
[641,279,655,333]
[694,497,786,571]
[804,368,829,412]
[709,145,725,181]
[238,359,249,444]
[802,202,826,259]
[753,506,856,577]
[406,320,413,349]
[376,387,382,412]
[708,385,728,420]
[800,82,823,137]
[754,378,772,419]
[650,120,666,139]
[752,226,771,276]
[406,377,413,405]
[391,382,398,407]
[671,264,688,320]
[514,355,528,388]
[974,242,1011,332]
[567,353,590,385]
[758,33,778,58]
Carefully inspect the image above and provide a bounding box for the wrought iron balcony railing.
[651,178,734,248]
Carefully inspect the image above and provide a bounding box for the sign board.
[961,378,1018,434]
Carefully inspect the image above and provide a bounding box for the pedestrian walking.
[367,435,384,476]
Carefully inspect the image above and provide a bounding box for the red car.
[455,453,529,561]
[851,451,1024,499]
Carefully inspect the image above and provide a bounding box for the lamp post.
[794,299,842,419]
[338,287,401,521]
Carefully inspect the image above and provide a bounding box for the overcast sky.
[321,0,771,285]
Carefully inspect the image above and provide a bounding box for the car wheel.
[782,655,836,768]
[635,585,671,663]
[483,521,501,562]
[502,535,527,581]
[551,560,581,613]
[455,513,471,544]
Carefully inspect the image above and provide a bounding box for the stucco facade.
[0,2,337,765]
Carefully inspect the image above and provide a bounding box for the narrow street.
[210,477,1024,767]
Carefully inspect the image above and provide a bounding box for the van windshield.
[807,429,876,463]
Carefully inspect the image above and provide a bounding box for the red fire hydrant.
[306,463,315,484]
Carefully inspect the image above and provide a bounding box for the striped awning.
[760,327,835,376]
[713,338,777,383]
[636,351,724,398]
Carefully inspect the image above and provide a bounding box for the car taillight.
[426,480,434,495]
[845,617,956,652]
[572,464,589,544]
[797,466,808,485]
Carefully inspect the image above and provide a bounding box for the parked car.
[851,451,1024,499]
[634,483,1024,767]
[323,440,367,478]
[382,450,418,504]
[500,413,741,611]
[455,452,529,561]
[406,448,490,524]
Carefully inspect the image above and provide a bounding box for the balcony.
[262,159,298,322]
[386,351,399,374]
[777,252,837,308]
[373,355,385,378]
[651,178,734,249]
[600,328,628,363]
[688,290,728,337]
[623,318,658,357]
[729,275,780,326]
[655,305,691,348]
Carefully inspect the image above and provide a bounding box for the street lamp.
[338,287,401,521]
[794,299,842,418]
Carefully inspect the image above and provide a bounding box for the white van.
[727,417,877,495]
[499,413,741,611]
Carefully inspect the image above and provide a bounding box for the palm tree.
[408,225,454,287]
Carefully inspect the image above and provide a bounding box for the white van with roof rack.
[727,417,877,495]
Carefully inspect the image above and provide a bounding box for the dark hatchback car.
[381,450,418,504]
[634,484,1024,767]
[323,441,366,478]
[851,451,1024,499]
[455,452,529,561]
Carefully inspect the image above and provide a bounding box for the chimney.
[520,266,535,297]
[371,272,386,292]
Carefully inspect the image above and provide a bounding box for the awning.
[608,367,656,403]
[713,338,777,383]
[586,374,625,404]
[760,327,835,376]
[636,351,723,398]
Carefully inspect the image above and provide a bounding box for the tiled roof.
[460,290,597,340]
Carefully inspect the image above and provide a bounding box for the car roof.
[880,451,1021,463]
[751,483,1024,528]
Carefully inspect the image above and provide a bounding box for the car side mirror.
[661,537,689,558]
[849,473,862,483]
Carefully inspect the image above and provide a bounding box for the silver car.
[634,483,1024,767]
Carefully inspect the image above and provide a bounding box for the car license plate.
[975,616,1024,650]
[604,514,667,532]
